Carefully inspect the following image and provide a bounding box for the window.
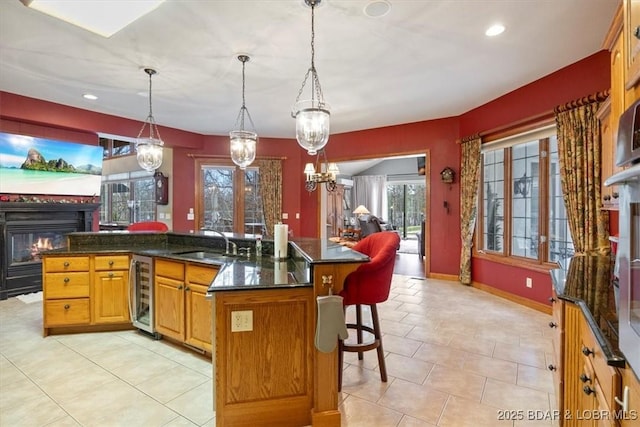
[100,136,134,159]
[478,125,573,264]
[198,160,264,235]
[100,172,156,225]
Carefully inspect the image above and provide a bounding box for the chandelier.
[135,68,164,172]
[292,0,330,156]
[230,54,258,169]
[304,149,339,192]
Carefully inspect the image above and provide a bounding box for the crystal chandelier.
[230,54,258,169]
[136,68,164,172]
[303,149,339,192]
[292,0,330,156]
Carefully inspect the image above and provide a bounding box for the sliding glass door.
[387,183,426,239]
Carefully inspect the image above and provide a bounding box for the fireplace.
[0,202,99,300]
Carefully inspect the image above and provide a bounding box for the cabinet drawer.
[94,255,129,271]
[44,256,90,272]
[156,259,185,280]
[44,298,90,326]
[186,264,218,285]
[45,272,90,298]
[580,315,621,411]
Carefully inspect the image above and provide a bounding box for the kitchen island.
[43,231,369,426]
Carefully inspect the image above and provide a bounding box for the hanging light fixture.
[292,0,330,156]
[230,54,258,169]
[303,149,339,192]
[135,67,164,172]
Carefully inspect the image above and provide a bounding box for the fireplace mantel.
[0,202,100,300]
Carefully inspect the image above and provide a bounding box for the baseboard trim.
[427,272,458,281]
[471,281,551,315]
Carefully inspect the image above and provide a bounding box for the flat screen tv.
[0,132,103,196]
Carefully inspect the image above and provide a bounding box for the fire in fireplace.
[0,202,99,300]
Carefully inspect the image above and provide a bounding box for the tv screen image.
[0,132,103,197]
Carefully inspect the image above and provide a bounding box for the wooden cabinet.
[154,258,218,352]
[620,363,640,427]
[43,253,131,335]
[326,184,345,237]
[549,290,565,416]
[43,255,91,331]
[93,255,130,324]
[185,264,217,352]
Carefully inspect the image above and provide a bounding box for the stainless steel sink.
[176,251,235,262]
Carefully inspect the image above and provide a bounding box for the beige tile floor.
[0,275,557,427]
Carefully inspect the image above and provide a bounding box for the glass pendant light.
[292,0,330,156]
[230,54,258,169]
[136,68,164,172]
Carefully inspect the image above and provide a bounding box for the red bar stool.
[338,231,400,391]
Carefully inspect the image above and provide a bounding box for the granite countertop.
[50,231,369,293]
[550,255,625,367]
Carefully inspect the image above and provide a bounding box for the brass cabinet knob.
[548,321,557,328]
[579,373,591,383]
[582,346,594,357]
[109,260,114,266]
[63,261,70,267]
[64,304,70,310]
[548,364,556,371]
[108,272,113,278]
[583,385,595,395]
[549,297,556,303]
[63,277,70,283]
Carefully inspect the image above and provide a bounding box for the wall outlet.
[282,212,289,219]
[526,277,533,288]
[231,310,253,332]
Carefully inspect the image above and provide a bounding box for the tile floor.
[0,274,556,427]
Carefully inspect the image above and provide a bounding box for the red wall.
[459,50,611,304]
[0,49,612,305]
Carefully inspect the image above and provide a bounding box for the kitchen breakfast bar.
[41,231,369,427]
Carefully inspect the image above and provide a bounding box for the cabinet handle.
[634,26,640,40]
[63,277,70,283]
[63,261,70,267]
[64,304,70,310]
[108,272,113,278]
[548,364,556,371]
[185,287,190,292]
[583,385,595,395]
[549,297,556,303]
[178,285,183,290]
[548,321,557,328]
[579,373,591,383]
[109,260,114,266]
[582,346,594,357]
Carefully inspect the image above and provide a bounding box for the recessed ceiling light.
[364,0,391,18]
[83,93,98,100]
[485,24,505,37]
[20,0,165,38]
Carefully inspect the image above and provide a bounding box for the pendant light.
[135,68,164,172]
[230,54,258,170]
[292,0,330,156]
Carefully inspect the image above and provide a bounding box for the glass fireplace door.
[9,227,73,265]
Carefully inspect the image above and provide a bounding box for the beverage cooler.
[129,255,160,338]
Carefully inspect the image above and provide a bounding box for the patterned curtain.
[256,158,282,238]
[459,135,482,285]
[554,91,609,255]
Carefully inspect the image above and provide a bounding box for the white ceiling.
[0,0,617,140]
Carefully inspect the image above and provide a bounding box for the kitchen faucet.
[203,229,237,255]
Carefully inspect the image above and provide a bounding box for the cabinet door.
[93,270,130,324]
[155,275,185,341]
[185,283,212,352]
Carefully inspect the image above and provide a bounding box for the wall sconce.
[303,149,339,192]
[513,173,532,197]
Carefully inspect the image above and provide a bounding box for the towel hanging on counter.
[315,295,348,353]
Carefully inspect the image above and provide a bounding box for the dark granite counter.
[55,230,369,292]
[550,255,625,367]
